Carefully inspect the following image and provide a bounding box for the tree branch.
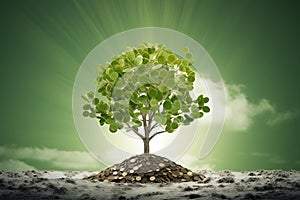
[142,114,148,138]
[149,130,166,141]
[125,122,144,139]
[147,112,153,134]
[150,123,159,132]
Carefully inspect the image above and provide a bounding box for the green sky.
[0,0,299,171]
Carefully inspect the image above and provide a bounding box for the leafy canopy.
[82,43,210,136]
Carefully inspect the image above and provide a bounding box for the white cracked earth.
[0,169,299,199]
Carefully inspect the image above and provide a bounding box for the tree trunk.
[143,137,150,154]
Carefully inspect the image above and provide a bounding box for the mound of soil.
[86,154,205,183]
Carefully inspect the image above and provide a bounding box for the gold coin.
[120,167,125,172]
[136,176,141,181]
[158,163,165,167]
[130,159,136,163]
[149,176,156,181]
[187,171,193,176]
[129,170,134,173]
[179,172,184,176]
[122,172,127,176]
[133,166,139,171]
[112,171,118,175]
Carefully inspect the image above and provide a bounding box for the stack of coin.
[86,154,205,183]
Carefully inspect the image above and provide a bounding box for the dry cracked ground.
[0,170,299,200]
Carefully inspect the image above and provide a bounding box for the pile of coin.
[86,154,205,183]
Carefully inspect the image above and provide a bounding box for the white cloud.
[0,159,36,171]
[267,111,298,126]
[223,83,296,131]
[0,146,102,170]
[224,84,272,131]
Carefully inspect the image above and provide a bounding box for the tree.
[82,43,210,154]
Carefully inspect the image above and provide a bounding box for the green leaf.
[183,47,189,53]
[114,112,123,121]
[99,101,110,111]
[123,115,130,123]
[151,70,160,78]
[166,125,174,133]
[138,75,148,84]
[133,119,142,126]
[148,88,157,98]
[177,116,184,122]
[178,82,187,89]
[87,91,94,98]
[190,112,201,119]
[128,51,135,61]
[89,112,96,118]
[111,60,119,66]
[163,100,172,110]
[92,98,99,105]
[109,123,118,133]
[184,114,193,122]
[203,106,210,113]
[179,65,186,72]
[140,107,149,114]
[134,55,143,65]
[132,125,138,132]
[173,100,181,110]
[191,104,199,112]
[203,97,209,103]
[171,122,179,129]
[181,104,190,113]
[150,104,159,112]
[83,104,91,110]
[154,114,163,124]
[199,112,204,118]
[157,55,165,64]
[99,118,105,125]
[111,72,119,80]
[167,54,176,63]
[165,79,175,88]
[155,92,163,101]
[138,95,148,104]
[158,85,167,92]
[150,99,158,106]
[105,117,114,124]
[187,75,195,82]
[185,52,192,59]
[82,111,90,117]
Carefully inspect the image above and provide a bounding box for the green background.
[0,0,299,171]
